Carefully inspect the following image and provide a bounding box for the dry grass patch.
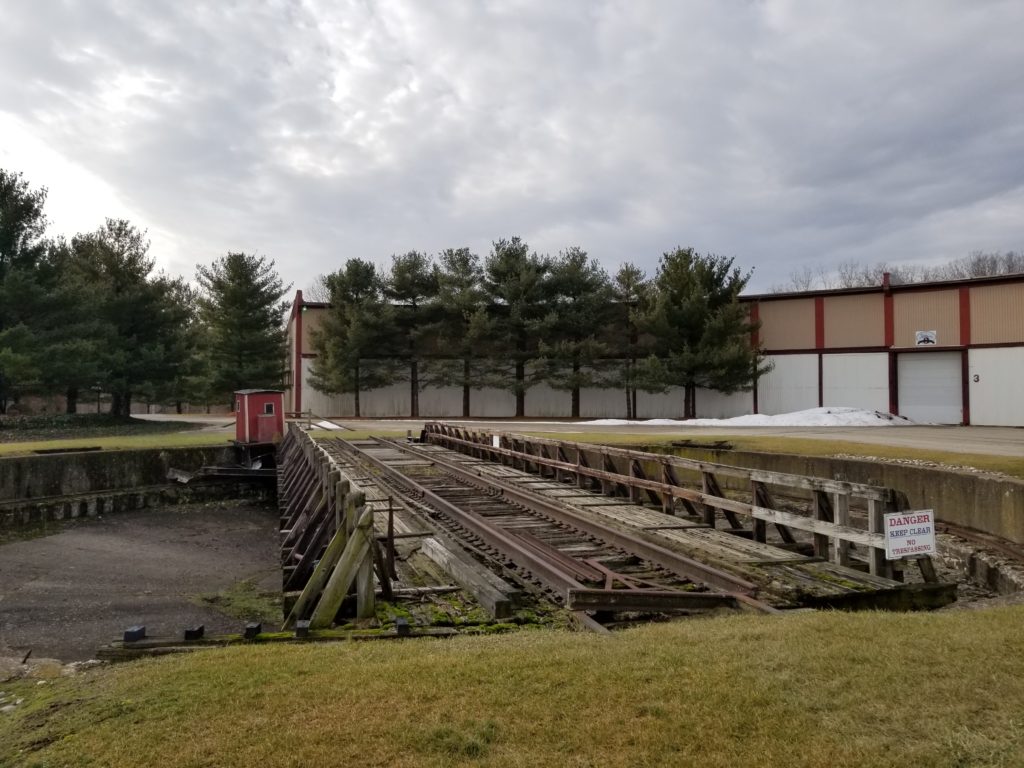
[2,608,1023,767]
[525,431,1024,480]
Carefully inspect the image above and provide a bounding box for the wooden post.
[868,498,893,579]
[812,490,832,559]
[751,480,767,543]
[700,472,717,527]
[355,502,375,619]
[660,462,673,514]
[309,497,371,629]
[284,488,350,627]
[832,492,851,566]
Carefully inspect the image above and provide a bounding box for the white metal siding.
[757,355,818,414]
[634,388,685,418]
[695,388,754,419]
[968,347,1024,427]
[897,352,962,424]
[822,353,889,412]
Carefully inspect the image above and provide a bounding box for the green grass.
[0,430,235,456]
[195,578,282,622]
[0,428,406,457]
[2,608,1023,767]
[0,414,210,442]
[524,430,1024,480]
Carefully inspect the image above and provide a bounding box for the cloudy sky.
[2,1,1023,294]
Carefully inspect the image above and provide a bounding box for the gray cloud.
[2,0,1023,292]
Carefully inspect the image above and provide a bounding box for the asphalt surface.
[0,503,279,662]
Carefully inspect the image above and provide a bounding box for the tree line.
[309,239,769,419]
[1,165,768,421]
[775,252,1024,293]
[0,168,290,416]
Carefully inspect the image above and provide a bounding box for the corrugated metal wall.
[971,283,1024,344]
[824,294,884,348]
[298,357,755,419]
[893,289,960,347]
[968,347,1024,426]
[757,298,815,349]
[757,355,818,414]
[822,353,888,411]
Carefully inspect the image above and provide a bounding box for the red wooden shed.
[235,389,285,444]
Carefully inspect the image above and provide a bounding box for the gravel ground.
[0,502,279,662]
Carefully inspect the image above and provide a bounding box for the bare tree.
[772,250,1023,293]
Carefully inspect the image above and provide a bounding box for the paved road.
[316,419,1024,458]
[0,503,279,662]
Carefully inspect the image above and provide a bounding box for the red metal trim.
[888,352,898,415]
[883,293,894,347]
[814,297,825,348]
[293,290,304,414]
[817,353,824,407]
[760,342,1024,354]
[742,271,1024,302]
[959,287,971,346]
[961,350,971,425]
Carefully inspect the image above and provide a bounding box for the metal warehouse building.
[748,273,1024,426]
[284,272,1024,426]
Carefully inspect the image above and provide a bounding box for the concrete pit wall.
[0,446,237,502]
[665,447,1024,547]
[0,446,272,528]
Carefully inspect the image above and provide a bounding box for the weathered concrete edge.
[1,482,274,528]
[665,447,1024,547]
[0,446,239,501]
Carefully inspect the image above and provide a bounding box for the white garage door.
[897,352,962,424]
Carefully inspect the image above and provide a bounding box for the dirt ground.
[0,502,279,662]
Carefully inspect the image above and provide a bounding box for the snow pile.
[584,407,914,428]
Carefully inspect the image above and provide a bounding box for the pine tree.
[643,247,769,419]
[384,251,438,417]
[196,252,291,401]
[536,247,613,418]
[610,262,653,419]
[69,219,192,417]
[483,237,550,417]
[422,247,494,417]
[308,259,399,417]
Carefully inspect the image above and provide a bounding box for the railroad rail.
[277,422,955,637]
[329,436,774,616]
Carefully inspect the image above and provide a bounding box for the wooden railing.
[422,422,937,582]
[277,424,379,628]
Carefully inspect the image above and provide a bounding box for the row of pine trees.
[3,166,766,420]
[309,239,768,419]
[0,169,290,415]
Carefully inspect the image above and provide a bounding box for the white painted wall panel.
[758,355,818,414]
[897,352,962,424]
[635,388,685,418]
[822,353,889,412]
[968,347,1024,427]
[695,388,754,419]
[525,381,572,417]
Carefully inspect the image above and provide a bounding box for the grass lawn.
[2,608,1022,767]
[0,425,407,457]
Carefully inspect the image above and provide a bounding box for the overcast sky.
[2,1,1023,294]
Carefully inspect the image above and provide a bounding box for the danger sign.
[884,509,936,559]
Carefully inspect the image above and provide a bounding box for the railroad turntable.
[104,422,958,656]
[282,423,954,632]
